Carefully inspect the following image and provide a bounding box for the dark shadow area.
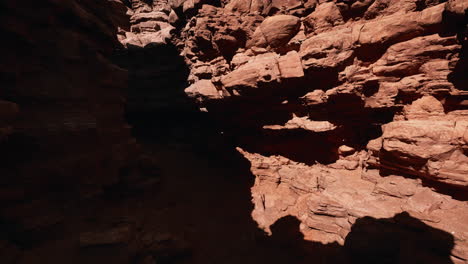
[443,94,468,113]
[302,93,397,158]
[447,34,467,92]
[267,212,455,264]
[198,70,386,166]
[268,215,343,264]
[205,67,342,128]
[441,17,467,120]
[201,74,396,165]
[238,129,340,165]
[109,43,275,264]
[0,1,131,263]
[0,133,40,170]
[114,44,192,142]
[442,5,467,91]
[344,212,455,264]
[172,0,221,19]
[419,179,468,201]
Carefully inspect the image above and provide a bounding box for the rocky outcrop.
[241,147,468,263]
[367,96,468,188]
[2,0,468,263]
[117,1,468,259]
[176,0,468,262]
[246,15,301,48]
[303,2,344,34]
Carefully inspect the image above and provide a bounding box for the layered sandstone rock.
[367,96,468,188]
[2,0,468,263]
[175,0,468,262]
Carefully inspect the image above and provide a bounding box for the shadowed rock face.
[0,0,467,264]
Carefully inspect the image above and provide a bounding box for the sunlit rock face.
[167,0,467,262]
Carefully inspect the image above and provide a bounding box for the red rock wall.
[1,0,467,263]
[0,0,140,261]
[121,0,468,262]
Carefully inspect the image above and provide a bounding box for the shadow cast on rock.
[267,212,455,264]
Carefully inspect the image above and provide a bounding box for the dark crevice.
[447,38,467,91]
[204,80,395,165]
[362,79,380,97]
[239,129,340,165]
[420,178,468,201]
[394,90,424,106]
[114,44,192,142]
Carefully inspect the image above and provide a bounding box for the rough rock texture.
[367,96,468,188]
[0,0,147,263]
[246,15,301,48]
[2,0,468,263]
[172,0,468,263]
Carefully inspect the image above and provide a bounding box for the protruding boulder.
[359,4,445,47]
[247,15,301,48]
[373,119,468,188]
[301,90,327,106]
[445,0,468,18]
[401,95,445,120]
[277,51,304,78]
[221,51,304,91]
[299,27,355,70]
[185,79,223,100]
[221,53,280,89]
[263,115,336,132]
[303,2,344,34]
[338,145,356,156]
[371,34,460,77]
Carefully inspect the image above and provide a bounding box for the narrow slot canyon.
[0,1,467,264]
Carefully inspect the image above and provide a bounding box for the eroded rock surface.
[169,0,468,262]
[1,0,468,263]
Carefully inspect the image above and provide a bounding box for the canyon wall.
[122,0,468,263]
[0,0,145,262]
[0,0,467,263]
